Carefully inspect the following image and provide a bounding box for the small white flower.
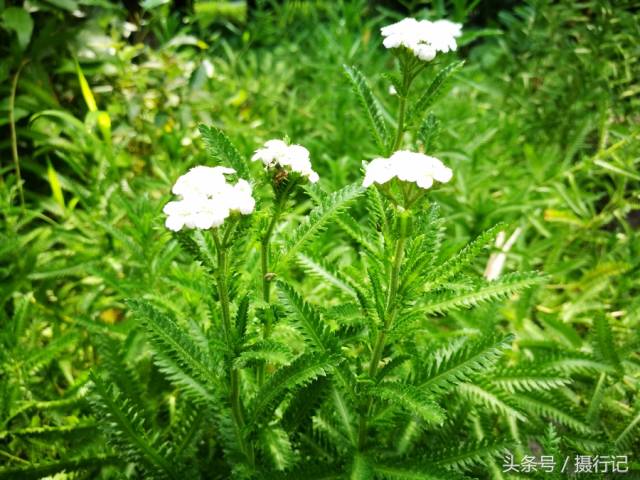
[362,151,453,189]
[389,85,397,95]
[252,139,319,183]
[163,166,255,232]
[381,17,462,61]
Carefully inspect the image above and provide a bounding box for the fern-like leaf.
[512,393,592,434]
[297,253,357,298]
[408,61,464,125]
[127,300,221,396]
[277,281,337,353]
[251,353,335,422]
[428,439,508,472]
[234,340,293,367]
[198,124,249,178]
[278,183,364,267]
[421,272,543,316]
[615,407,640,450]
[343,64,390,152]
[417,113,441,152]
[490,369,570,393]
[420,334,514,394]
[90,372,178,479]
[592,314,622,375]
[423,224,504,292]
[370,383,445,425]
[260,427,295,471]
[456,382,526,422]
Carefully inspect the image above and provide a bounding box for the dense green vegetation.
[1,1,638,478]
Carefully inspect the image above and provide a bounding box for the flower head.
[381,17,462,61]
[252,139,319,183]
[163,166,255,232]
[362,151,453,190]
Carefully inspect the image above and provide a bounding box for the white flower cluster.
[163,166,255,231]
[362,151,453,189]
[252,139,319,183]
[381,18,462,61]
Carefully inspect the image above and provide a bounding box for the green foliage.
[278,183,364,267]
[128,299,223,402]
[421,272,543,316]
[90,372,180,479]
[1,0,638,478]
[408,60,465,126]
[343,64,390,153]
[370,383,445,425]
[199,124,250,178]
[419,334,514,394]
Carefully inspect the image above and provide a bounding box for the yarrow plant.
[84,16,552,480]
[252,139,319,183]
[363,150,453,206]
[163,166,255,231]
[381,18,462,61]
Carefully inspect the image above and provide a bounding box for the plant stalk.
[358,231,406,450]
[391,57,422,152]
[261,205,281,304]
[256,200,283,387]
[392,96,407,151]
[212,229,254,465]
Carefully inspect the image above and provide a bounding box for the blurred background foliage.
[1,0,639,477]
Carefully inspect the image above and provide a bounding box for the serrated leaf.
[343,64,390,152]
[512,393,592,434]
[251,354,334,421]
[423,223,505,291]
[261,427,294,471]
[297,253,357,298]
[456,383,526,421]
[127,300,221,391]
[198,124,249,178]
[420,334,513,394]
[371,383,445,425]
[277,281,336,353]
[90,372,178,479]
[278,183,364,267]
[234,340,293,367]
[592,315,622,374]
[409,61,464,124]
[421,272,543,316]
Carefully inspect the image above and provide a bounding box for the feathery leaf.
[343,65,390,152]
[279,183,364,267]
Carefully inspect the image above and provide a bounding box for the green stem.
[257,187,289,386]
[9,60,29,207]
[261,206,281,303]
[392,95,407,151]
[212,229,254,465]
[358,231,406,450]
[386,233,406,311]
[212,230,232,339]
[257,213,278,387]
[392,57,423,152]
